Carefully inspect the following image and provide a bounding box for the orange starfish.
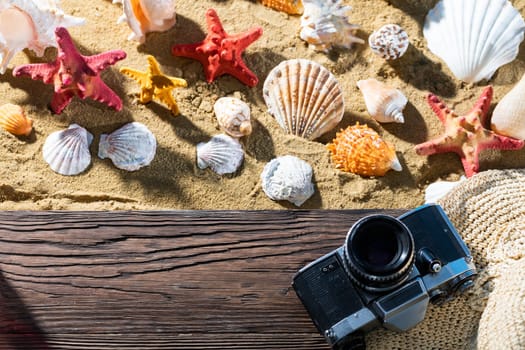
[171,8,263,87]
[415,86,524,177]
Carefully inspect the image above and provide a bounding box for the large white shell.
[299,0,364,52]
[423,0,525,83]
[263,59,344,140]
[0,0,85,74]
[261,155,315,207]
[357,78,407,123]
[491,73,525,140]
[196,134,244,175]
[98,122,157,171]
[43,124,93,176]
[113,0,176,43]
[214,97,252,138]
[424,176,466,204]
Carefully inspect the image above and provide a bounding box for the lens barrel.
[343,215,415,293]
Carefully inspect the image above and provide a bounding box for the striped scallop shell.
[261,155,315,207]
[98,122,157,171]
[259,0,303,15]
[43,124,93,176]
[0,103,33,136]
[357,78,407,123]
[214,97,252,138]
[196,134,244,175]
[327,123,402,177]
[263,59,344,140]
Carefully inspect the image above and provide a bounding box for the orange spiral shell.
[327,123,401,177]
[0,104,33,136]
[259,0,304,15]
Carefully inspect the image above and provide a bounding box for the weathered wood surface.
[0,210,404,349]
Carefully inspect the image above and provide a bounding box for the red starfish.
[171,8,263,87]
[13,27,126,114]
[415,86,524,177]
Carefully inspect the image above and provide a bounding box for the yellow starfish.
[120,55,187,115]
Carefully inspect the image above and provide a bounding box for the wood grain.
[0,210,404,349]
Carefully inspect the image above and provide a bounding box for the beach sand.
[1,0,525,210]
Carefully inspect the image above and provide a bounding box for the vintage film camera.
[292,204,477,350]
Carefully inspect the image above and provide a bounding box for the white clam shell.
[113,0,176,43]
[98,122,157,171]
[368,24,409,60]
[0,0,85,74]
[43,124,93,176]
[196,134,244,175]
[491,73,525,140]
[357,78,407,123]
[263,59,344,140]
[214,97,252,138]
[424,176,466,204]
[423,0,525,83]
[261,155,315,207]
[299,0,364,52]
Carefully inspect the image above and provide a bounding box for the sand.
[1,0,525,210]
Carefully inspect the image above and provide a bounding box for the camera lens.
[344,215,415,292]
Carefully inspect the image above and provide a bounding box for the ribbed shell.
[259,0,303,15]
[261,155,315,207]
[368,24,409,60]
[491,73,525,140]
[196,134,244,175]
[98,122,157,171]
[214,97,252,138]
[357,78,407,123]
[423,0,525,83]
[0,103,33,136]
[114,0,176,43]
[42,124,93,176]
[263,59,344,140]
[327,123,402,177]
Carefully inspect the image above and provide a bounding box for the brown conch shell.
[259,0,304,15]
[214,97,252,138]
[0,103,33,136]
[327,123,402,177]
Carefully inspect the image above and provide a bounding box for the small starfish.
[120,55,188,115]
[13,27,126,114]
[415,86,524,177]
[171,8,263,87]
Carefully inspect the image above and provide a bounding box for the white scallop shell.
[113,0,176,43]
[491,73,525,140]
[43,124,93,176]
[424,176,466,204]
[196,134,244,175]
[368,24,409,60]
[0,0,85,74]
[299,0,364,52]
[98,122,157,171]
[357,78,407,123]
[214,97,252,138]
[263,59,344,140]
[261,155,315,207]
[423,0,525,83]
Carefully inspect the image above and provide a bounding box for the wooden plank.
[0,210,404,349]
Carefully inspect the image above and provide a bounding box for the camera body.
[292,204,476,350]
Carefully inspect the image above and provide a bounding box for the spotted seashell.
[214,97,252,138]
[369,24,409,60]
[261,155,315,207]
[357,78,407,123]
[263,59,344,140]
[327,123,402,177]
[0,103,33,136]
[0,0,85,74]
[43,124,93,176]
[196,134,244,175]
[113,0,176,43]
[98,122,157,171]
[259,0,303,15]
[300,0,364,52]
